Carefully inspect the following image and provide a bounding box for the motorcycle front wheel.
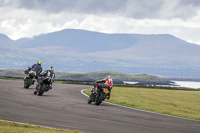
[24,78,32,89]
[88,94,93,104]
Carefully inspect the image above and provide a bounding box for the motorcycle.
[88,84,110,105]
[24,68,36,89]
[35,76,53,96]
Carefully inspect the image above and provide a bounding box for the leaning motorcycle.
[24,68,36,89]
[35,76,53,96]
[88,84,110,105]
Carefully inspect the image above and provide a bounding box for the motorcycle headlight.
[32,72,36,75]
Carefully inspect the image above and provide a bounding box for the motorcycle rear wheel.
[38,84,46,96]
[95,93,104,105]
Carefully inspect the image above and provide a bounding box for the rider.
[24,60,43,83]
[92,76,113,99]
[34,66,55,94]
[31,60,43,77]
[25,60,43,76]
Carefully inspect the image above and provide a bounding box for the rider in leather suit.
[91,76,113,99]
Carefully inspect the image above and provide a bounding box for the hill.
[0,69,172,85]
[0,29,200,78]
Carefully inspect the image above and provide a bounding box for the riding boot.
[107,93,110,99]
[32,80,35,85]
[49,83,52,89]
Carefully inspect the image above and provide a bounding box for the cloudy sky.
[1,0,200,45]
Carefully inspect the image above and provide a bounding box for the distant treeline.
[1,69,199,85]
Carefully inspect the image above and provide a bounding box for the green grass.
[84,87,200,120]
[0,121,84,133]
[0,77,23,81]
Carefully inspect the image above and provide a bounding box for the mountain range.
[0,29,200,78]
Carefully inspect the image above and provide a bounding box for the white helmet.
[49,66,54,71]
[107,75,111,79]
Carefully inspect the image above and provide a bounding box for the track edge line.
[81,89,200,122]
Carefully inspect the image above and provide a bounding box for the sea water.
[173,81,200,89]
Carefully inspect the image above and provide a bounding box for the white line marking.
[81,89,89,97]
[81,89,200,122]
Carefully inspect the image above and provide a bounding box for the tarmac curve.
[0,79,200,133]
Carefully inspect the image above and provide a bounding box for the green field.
[84,87,200,120]
[0,121,84,133]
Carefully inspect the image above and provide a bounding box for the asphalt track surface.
[0,79,200,133]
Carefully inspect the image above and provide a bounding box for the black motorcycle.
[88,84,110,105]
[34,76,53,96]
[24,68,36,89]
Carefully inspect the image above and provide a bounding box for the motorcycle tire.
[95,92,104,105]
[88,94,93,104]
[24,78,32,89]
[38,84,46,96]
[24,79,27,88]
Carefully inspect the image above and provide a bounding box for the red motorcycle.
[88,84,110,105]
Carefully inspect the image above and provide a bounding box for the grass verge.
[0,121,84,133]
[0,77,23,81]
[84,87,200,120]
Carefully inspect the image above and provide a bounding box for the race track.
[0,79,200,133]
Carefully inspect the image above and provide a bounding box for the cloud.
[2,0,200,20]
[0,0,200,45]
[3,0,198,20]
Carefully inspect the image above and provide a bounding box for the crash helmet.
[49,66,54,71]
[106,75,111,79]
[37,60,42,65]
